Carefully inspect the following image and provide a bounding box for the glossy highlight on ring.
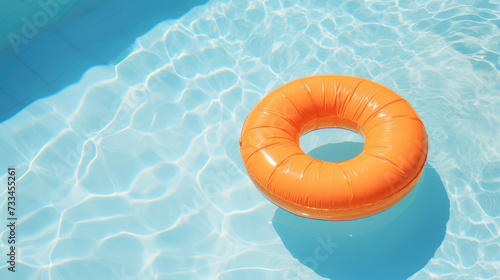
[240,75,428,221]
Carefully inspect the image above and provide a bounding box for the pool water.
[1,0,500,279]
[0,0,208,123]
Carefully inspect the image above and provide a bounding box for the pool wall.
[0,0,208,123]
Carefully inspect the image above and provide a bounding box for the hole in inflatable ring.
[299,128,365,163]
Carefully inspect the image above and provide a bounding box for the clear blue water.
[1,0,500,279]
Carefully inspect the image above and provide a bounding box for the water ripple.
[1,0,499,279]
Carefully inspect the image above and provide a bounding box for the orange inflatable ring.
[239,75,428,221]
